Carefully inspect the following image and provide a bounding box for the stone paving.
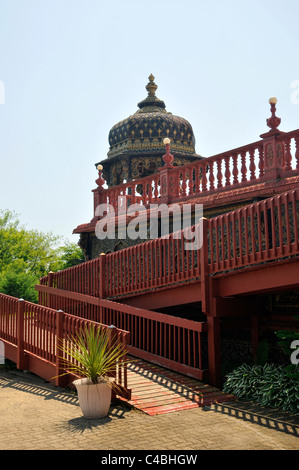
[0,366,298,451]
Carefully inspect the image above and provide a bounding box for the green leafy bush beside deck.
[223,363,299,414]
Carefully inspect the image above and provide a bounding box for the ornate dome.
[107,74,198,159]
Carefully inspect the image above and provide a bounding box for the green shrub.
[0,269,39,303]
[223,363,299,415]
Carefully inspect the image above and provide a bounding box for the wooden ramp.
[122,358,236,416]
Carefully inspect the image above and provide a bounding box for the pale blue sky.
[1,0,299,243]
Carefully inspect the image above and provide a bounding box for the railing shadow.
[202,400,299,438]
[0,367,131,432]
[127,359,207,402]
[0,368,79,405]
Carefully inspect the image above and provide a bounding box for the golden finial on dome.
[137,74,166,111]
[146,74,158,96]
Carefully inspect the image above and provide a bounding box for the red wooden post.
[200,218,222,387]
[260,98,285,180]
[17,298,27,370]
[159,138,175,204]
[48,271,54,309]
[92,164,107,222]
[200,218,210,314]
[55,309,64,387]
[207,312,221,389]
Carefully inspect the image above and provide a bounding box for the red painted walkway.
[122,358,236,415]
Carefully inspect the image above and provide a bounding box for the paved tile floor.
[0,367,298,451]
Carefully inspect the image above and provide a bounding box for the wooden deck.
[121,357,236,415]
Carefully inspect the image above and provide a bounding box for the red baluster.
[148,179,153,203]
[188,167,194,195]
[195,165,200,193]
[225,156,231,187]
[181,169,187,196]
[241,151,247,182]
[202,162,207,192]
[209,161,215,190]
[285,138,292,171]
[249,148,256,180]
[154,177,159,201]
[217,158,223,188]
[142,182,147,205]
[131,184,136,205]
[232,153,239,184]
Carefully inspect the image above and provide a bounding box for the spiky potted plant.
[58,324,128,419]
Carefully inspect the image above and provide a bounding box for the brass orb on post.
[96,164,105,188]
[162,137,174,167]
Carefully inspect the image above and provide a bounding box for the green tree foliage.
[0,210,84,302]
[57,241,85,269]
[0,270,39,303]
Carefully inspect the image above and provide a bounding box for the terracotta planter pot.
[73,377,112,419]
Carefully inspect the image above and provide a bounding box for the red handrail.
[99,129,299,213]
[0,293,131,397]
[42,188,299,300]
[207,188,299,274]
[35,285,208,379]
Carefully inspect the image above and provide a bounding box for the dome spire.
[146,74,158,97]
[137,74,166,113]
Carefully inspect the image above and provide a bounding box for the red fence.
[97,129,299,213]
[40,257,101,297]
[207,188,299,274]
[34,188,299,382]
[35,285,208,380]
[41,188,299,301]
[105,224,201,298]
[0,293,131,398]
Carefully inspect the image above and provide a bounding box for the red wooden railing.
[34,188,299,382]
[95,129,299,213]
[41,188,299,301]
[207,188,299,274]
[39,226,202,300]
[40,257,101,297]
[104,172,161,210]
[0,293,131,398]
[105,224,201,298]
[35,285,208,380]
